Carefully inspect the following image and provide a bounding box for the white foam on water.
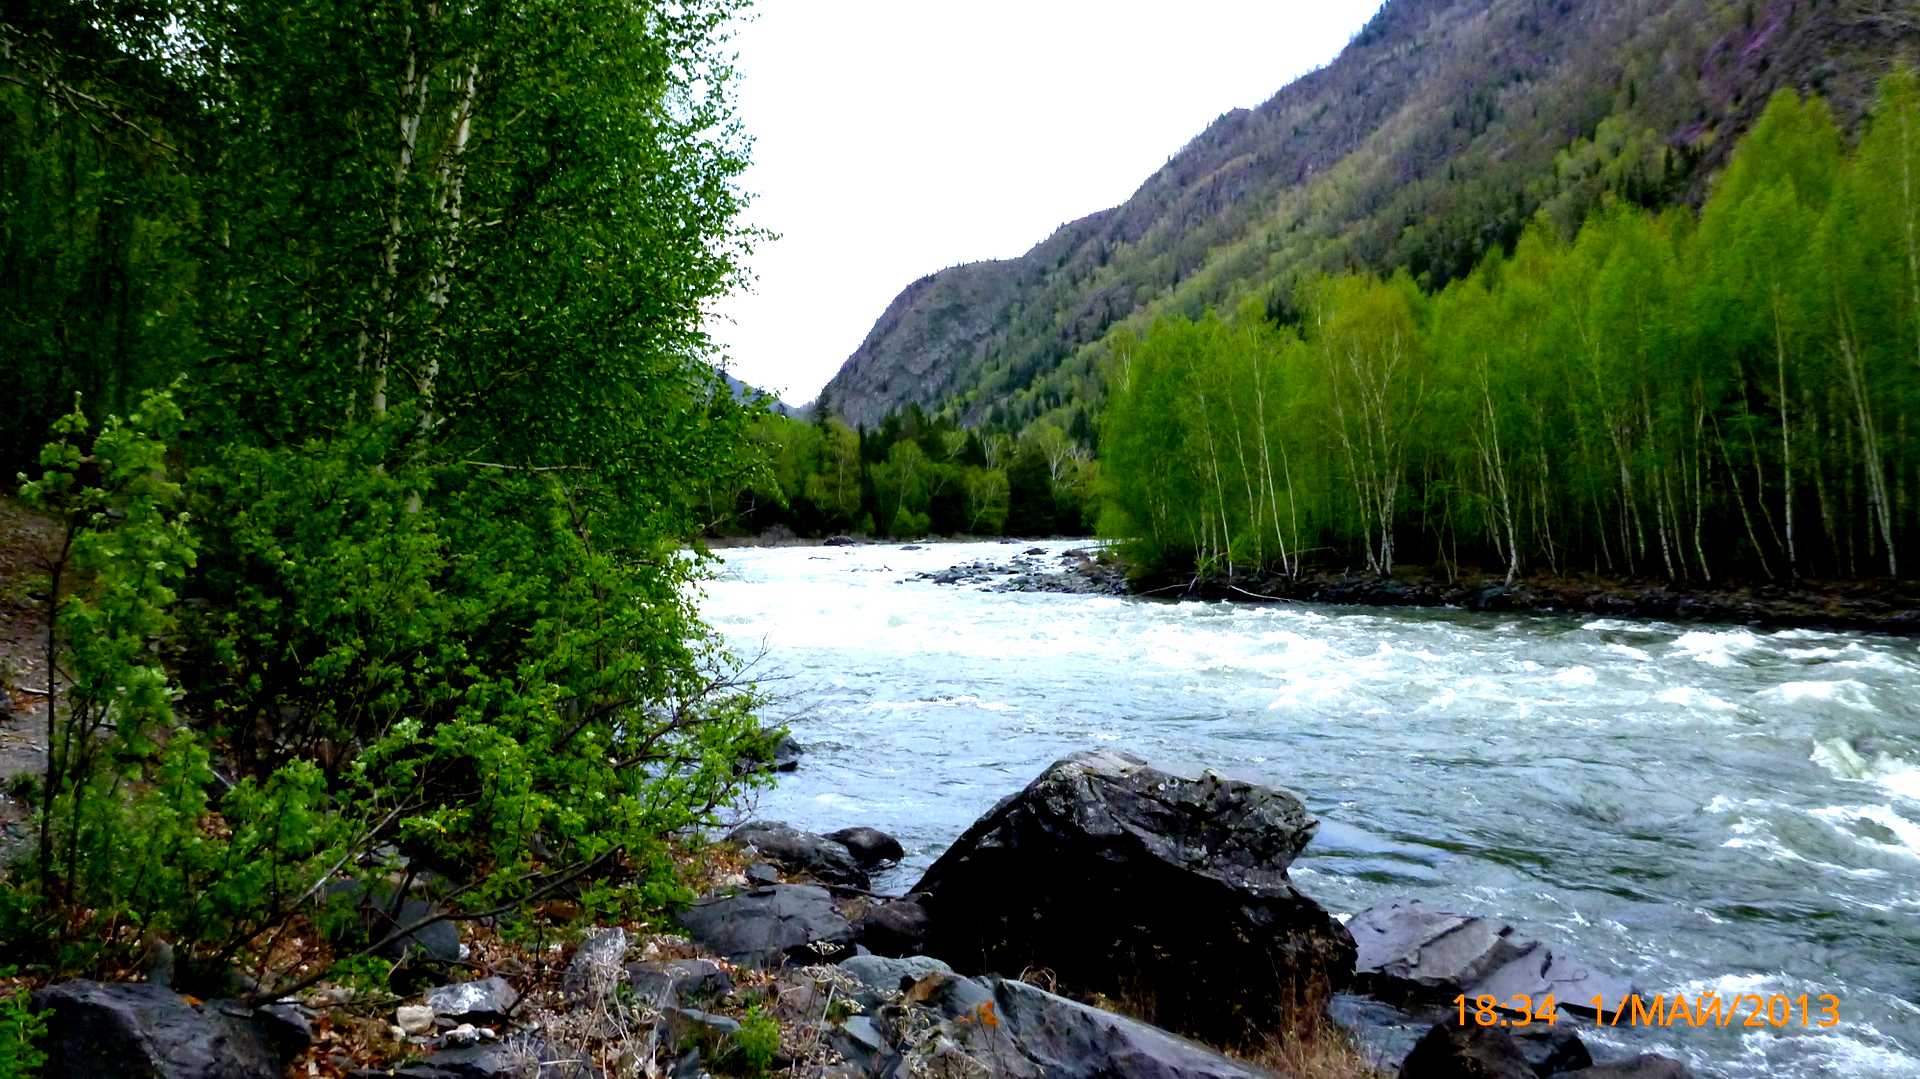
[1721,817,1889,879]
[1811,803,1920,860]
[1658,686,1738,711]
[1672,628,1761,667]
[1835,647,1920,675]
[1769,627,1843,642]
[1784,1026,1920,1079]
[1875,761,1920,803]
[1813,742,1920,804]
[1605,642,1653,661]
[1553,665,1599,687]
[1674,970,1789,996]
[1762,679,1878,712]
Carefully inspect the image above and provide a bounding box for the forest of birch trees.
[1100,77,1920,585]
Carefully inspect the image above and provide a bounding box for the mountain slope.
[821,0,1919,430]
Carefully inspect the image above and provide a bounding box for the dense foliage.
[1,0,774,992]
[710,401,1095,539]
[1101,81,1920,584]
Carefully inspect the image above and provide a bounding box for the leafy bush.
[0,982,46,1079]
[0,0,772,997]
[4,394,355,983]
[732,1005,781,1074]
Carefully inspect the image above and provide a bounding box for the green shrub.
[0,981,47,1079]
[731,1005,781,1074]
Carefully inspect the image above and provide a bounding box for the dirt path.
[0,497,58,856]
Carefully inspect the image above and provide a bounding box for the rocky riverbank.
[902,539,1919,634]
[24,750,1699,1078]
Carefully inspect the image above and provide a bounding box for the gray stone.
[772,733,803,772]
[896,973,1268,1078]
[397,1004,435,1035]
[626,958,733,1008]
[824,826,905,868]
[1514,1025,1593,1075]
[31,980,300,1079]
[562,926,629,992]
[836,954,953,1004]
[675,883,856,966]
[853,898,929,956]
[324,883,462,965]
[422,976,517,1022]
[663,1005,741,1045]
[441,1024,482,1047]
[1350,899,1635,1015]
[375,1036,580,1078]
[829,1013,888,1072]
[911,749,1354,1042]
[744,862,781,886]
[1397,1020,1536,1079]
[729,820,868,887]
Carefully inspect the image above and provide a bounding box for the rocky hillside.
[820,0,1920,430]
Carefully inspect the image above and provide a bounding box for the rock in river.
[1349,899,1635,1015]
[823,825,905,868]
[909,749,1356,1041]
[1396,1018,1539,1079]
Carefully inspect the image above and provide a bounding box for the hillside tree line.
[1101,80,1920,585]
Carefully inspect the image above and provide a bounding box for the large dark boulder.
[734,730,802,776]
[855,897,931,956]
[771,733,803,772]
[1397,1018,1595,1079]
[729,820,868,887]
[824,826,905,868]
[909,749,1355,1041]
[1398,1019,1537,1079]
[1514,1026,1594,1076]
[1349,899,1634,1015]
[32,980,305,1079]
[674,884,856,966]
[894,972,1270,1078]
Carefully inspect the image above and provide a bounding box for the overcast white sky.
[709,1,1385,405]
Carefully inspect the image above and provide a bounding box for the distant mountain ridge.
[819,0,1919,431]
[720,370,800,417]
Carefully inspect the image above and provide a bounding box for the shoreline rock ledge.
[909,748,1356,1042]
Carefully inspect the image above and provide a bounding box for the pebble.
[395,1004,435,1035]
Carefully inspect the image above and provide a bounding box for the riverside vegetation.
[717,76,1920,622]
[0,0,1916,1076]
[1098,80,1920,589]
[0,0,783,1064]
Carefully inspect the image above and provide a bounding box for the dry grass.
[1091,977,1390,1079]
[1235,1004,1391,1079]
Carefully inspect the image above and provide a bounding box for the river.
[699,539,1920,1079]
